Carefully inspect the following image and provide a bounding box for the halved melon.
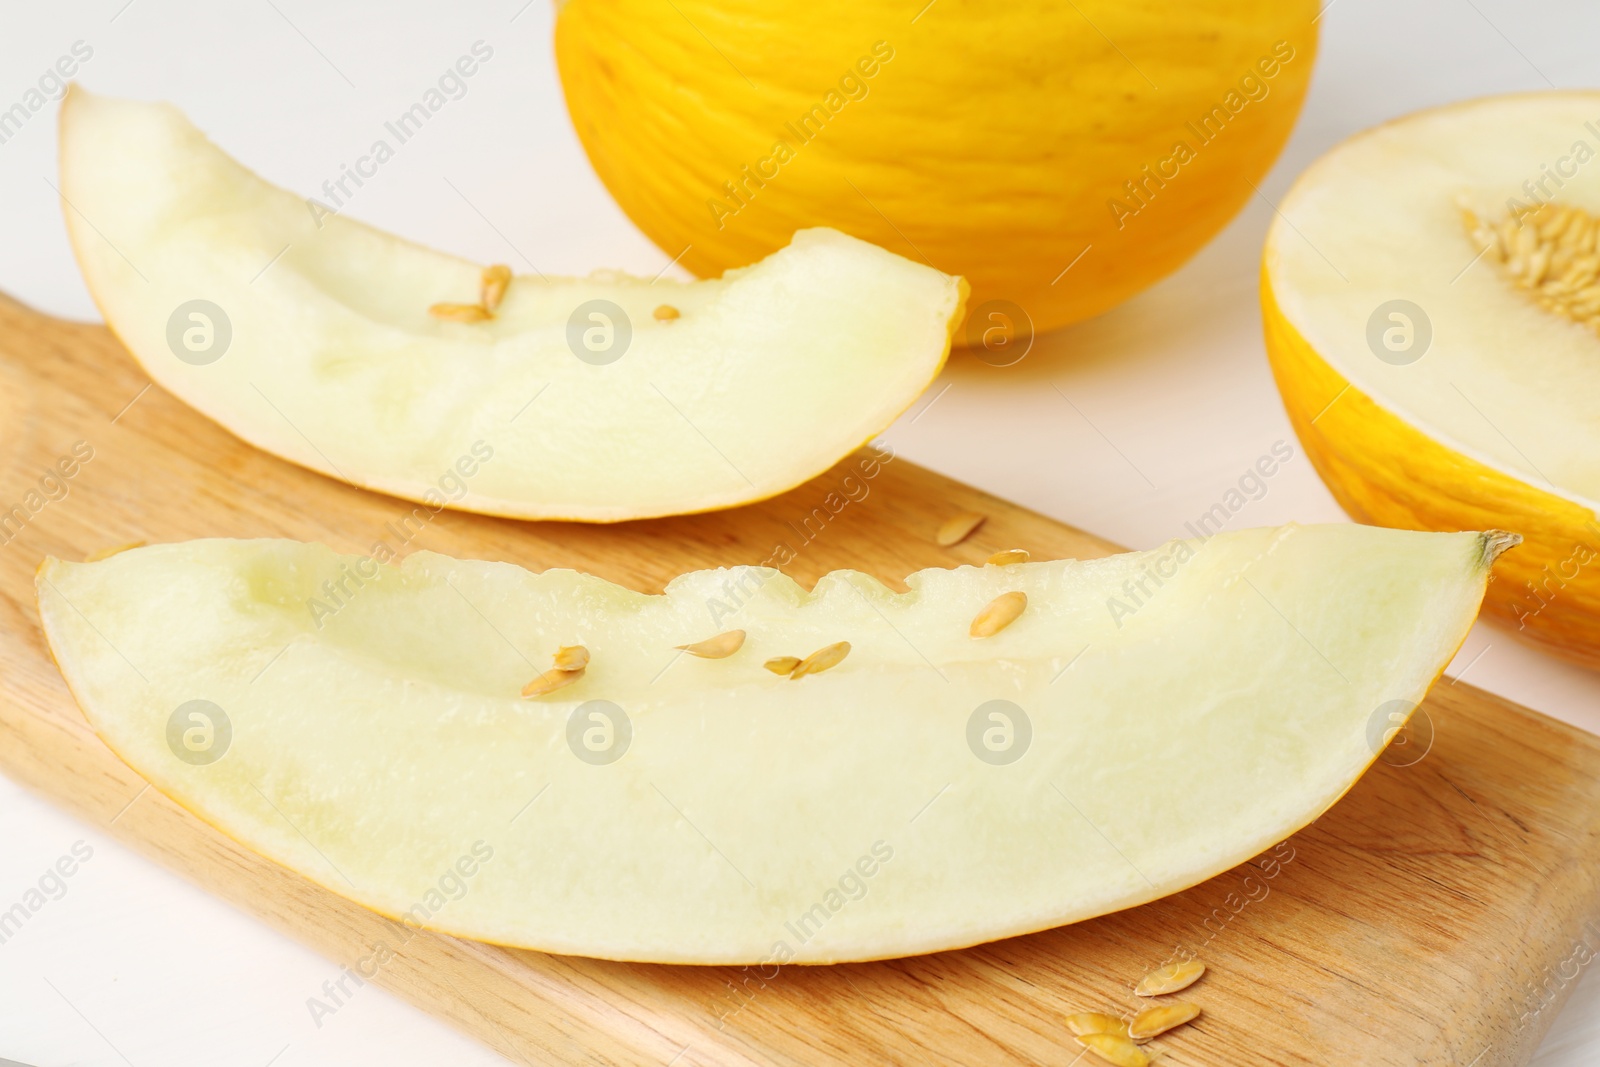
[1263,93,1600,666]
[57,88,966,522]
[39,525,1504,964]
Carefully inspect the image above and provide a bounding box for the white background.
[2,1,1599,1063]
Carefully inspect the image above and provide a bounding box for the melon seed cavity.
[1464,199,1600,331]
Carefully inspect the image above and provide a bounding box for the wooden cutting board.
[2,293,1599,1067]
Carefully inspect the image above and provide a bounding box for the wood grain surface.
[2,294,1599,1066]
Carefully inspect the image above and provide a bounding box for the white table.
[1,1,1596,1062]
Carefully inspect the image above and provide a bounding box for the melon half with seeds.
[57,88,967,522]
[1263,92,1600,667]
[39,525,1506,963]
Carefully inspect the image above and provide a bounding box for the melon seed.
[1064,1012,1129,1038]
[481,264,512,312]
[986,549,1030,566]
[970,591,1027,638]
[429,302,491,323]
[676,630,746,658]
[1076,1033,1148,1067]
[1128,1001,1201,1041]
[790,641,850,678]
[522,667,584,698]
[553,645,590,672]
[654,304,681,321]
[1135,959,1205,996]
[936,511,986,547]
[764,656,802,675]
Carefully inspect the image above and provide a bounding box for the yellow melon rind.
[1262,272,1600,667]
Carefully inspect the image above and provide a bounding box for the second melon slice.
[39,525,1504,963]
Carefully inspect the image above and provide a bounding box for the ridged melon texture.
[557,0,1318,339]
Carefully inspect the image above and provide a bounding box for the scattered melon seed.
[1064,1013,1129,1038]
[521,667,584,698]
[790,641,850,679]
[653,304,681,321]
[970,591,1027,638]
[986,548,1030,566]
[1135,959,1205,997]
[85,540,146,562]
[1076,1033,1148,1067]
[1128,1001,1200,1042]
[764,655,802,675]
[936,511,986,547]
[553,645,590,672]
[480,264,512,312]
[429,302,491,323]
[677,630,746,659]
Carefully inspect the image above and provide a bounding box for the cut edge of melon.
[1261,91,1600,518]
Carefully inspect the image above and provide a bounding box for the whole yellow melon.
[556,0,1319,340]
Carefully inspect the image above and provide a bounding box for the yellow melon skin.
[1262,275,1600,669]
[556,0,1318,337]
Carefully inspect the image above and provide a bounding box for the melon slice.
[1262,92,1600,665]
[57,88,966,522]
[38,525,1505,964]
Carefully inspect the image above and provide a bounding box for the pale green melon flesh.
[57,89,966,521]
[38,525,1493,963]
